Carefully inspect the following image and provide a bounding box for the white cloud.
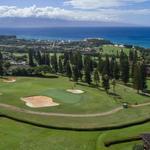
[64,0,148,9]
[0,5,149,24]
[0,5,119,22]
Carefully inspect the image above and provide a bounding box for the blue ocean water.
[0,27,150,48]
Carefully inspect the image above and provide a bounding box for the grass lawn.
[0,77,150,129]
[0,116,149,150]
[0,77,149,114]
[0,117,100,150]
[0,77,150,150]
[101,45,130,56]
[97,122,150,150]
[101,45,141,56]
[105,141,142,150]
[0,76,120,113]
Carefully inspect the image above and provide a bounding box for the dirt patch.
[66,89,84,94]
[21,96,59,108]
[3,77,16,83]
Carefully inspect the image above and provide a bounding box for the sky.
[0,0,150,26]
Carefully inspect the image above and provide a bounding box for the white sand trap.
[67,89,84,94]
[3,77,16,83]
[21,96,59,108]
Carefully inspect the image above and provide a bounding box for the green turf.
[97,122,150,150]
[0,117,100,150]
[0,77,150,150]
[106,141,142,150]
[101,45,141,56]
[0,77,150,129]
[0,77,149,114]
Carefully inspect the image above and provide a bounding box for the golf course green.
[0,76,150,150]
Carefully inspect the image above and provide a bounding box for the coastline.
[0,27,150,48]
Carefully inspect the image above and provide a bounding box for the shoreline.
[0,27,150,48]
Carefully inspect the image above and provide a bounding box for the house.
[141,133,150,150]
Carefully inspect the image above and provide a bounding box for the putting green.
[39,88,87,104]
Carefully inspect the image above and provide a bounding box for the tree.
[140,61,147,91]
[72,51,83,80]
[113,61,120,80]
[94,69,100,86]
[109,56,115,78]
[58,56,63,74]
[102,55,110,76]
[97,55,103,74]
[120,56,129,84]
[84,56,93,73]
[133,63,141,93]
[76,51,83,71]
[41,52,50,66]
[0,51,4,77]
[63,52,69,68]
[76,51,83,80]
[133,50,138,64]
[66,61,72,79]
[84,57,92,85]
[4,61,11,75]
[102,74,110,93]
[28,49,34,67]
[72,65,79,82]
[84,65,92,85]
[112,79,116,93]
[45,53,50,66]
[129,49,134,62]
[51,53,58,73]
[36,51,42,65]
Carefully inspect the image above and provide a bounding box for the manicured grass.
[97,122,150,150]
[0,116,149,150]
[0,117,100,150]
[0,77,149,114]
[102,45,130,56]
[0,77,150,129]
[106,141,142,150]
[0,77,120,113]
[101,45,141,56]
[0,77,150,150]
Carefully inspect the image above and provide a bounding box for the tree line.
[0,49,147,94]
[27,48,147,94]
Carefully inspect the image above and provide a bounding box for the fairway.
[0,77,150,129]
[0,77,150,150]
[0,77,149,114]
[0,117,99,150]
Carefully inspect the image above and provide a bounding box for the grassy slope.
[0,77,150,129]
[0,79,150,150]
[0,117,100,150]
[97,122,150,150]
[0,77,149,114]
[102,45,131,56]
[0,117,149,150]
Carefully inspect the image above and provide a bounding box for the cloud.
[64,0,148,9]
[0,5,149,24]
[0,5,119,22]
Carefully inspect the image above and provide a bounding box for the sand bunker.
[21,96,59,108]
[67,89,84,94]
[3,77,16,83]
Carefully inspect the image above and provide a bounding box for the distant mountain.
[0,17,137,28]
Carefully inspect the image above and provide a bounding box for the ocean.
[0,27,150,48]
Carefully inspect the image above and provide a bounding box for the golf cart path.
[0,102,150,118]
